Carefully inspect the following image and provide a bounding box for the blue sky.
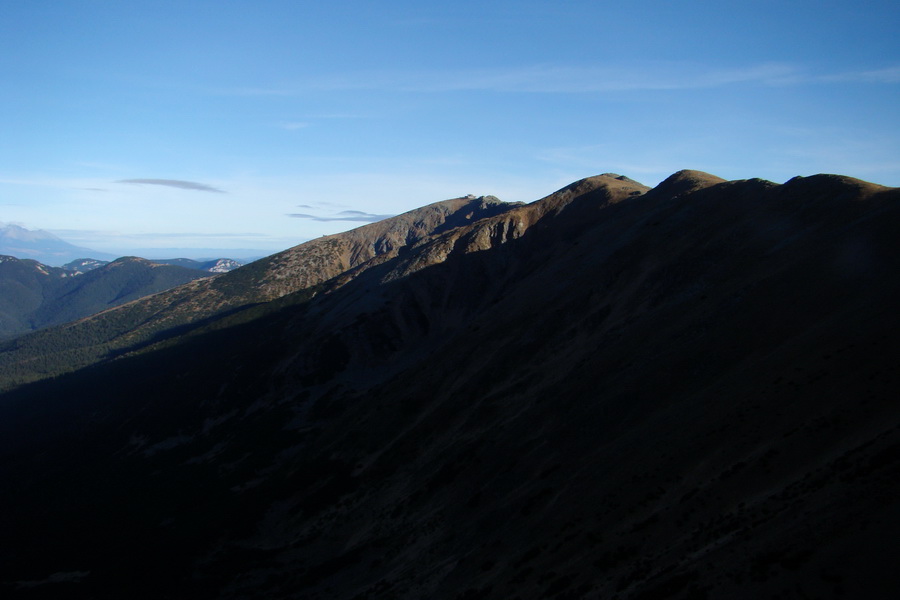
[1,0,898,259]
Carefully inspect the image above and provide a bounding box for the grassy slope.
[0,173,898,598]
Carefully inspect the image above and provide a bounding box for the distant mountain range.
[0,225,247,338]
[63,256,244,274]
[0,194,516,384]
[0,223,250,270]
[0,172,898,598]
[0,223,118,265]
[0,255,211,339]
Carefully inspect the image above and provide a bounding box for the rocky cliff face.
[0,171,898,599]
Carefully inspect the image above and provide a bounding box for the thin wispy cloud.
[223,87,300,97]
[287,209,394,223]
[0,177,65,188]
[46,229,294,257]
[816,66,900,84]
[127,232,265,239]
[278,121,309,130]
[272,116,368,130]
[305,112,370,119]
[116,179,225,193]
[393,63,800,93]
[391,62,900,92]
[221,62,900,96]
[49,229,265,240]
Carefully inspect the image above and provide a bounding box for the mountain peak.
[651,169,728,196]
[109,256,151,266]
[0,222,62,242]
[597,172,644,185]
[528,173,650,214]
[2,169,898,599]
[781,173,892,198]
[0,223,114,265]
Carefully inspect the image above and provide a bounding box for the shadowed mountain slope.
[0,194,523,389]
[0,171,898,599]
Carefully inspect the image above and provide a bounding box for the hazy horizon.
[2,1,898,256]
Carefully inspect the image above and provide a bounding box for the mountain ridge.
[0,194,529,388]
[0,254,213,340]
[64,256,244,274]
[0,170,898,598]
[0,223,118,265]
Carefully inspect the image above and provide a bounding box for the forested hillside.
[0,255,209,341]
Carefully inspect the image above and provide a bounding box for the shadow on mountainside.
[0,173,899,599]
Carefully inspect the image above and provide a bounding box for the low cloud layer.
[287,210,394,223]
[116,179,225,193]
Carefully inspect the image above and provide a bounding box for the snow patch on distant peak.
[208,259,242,273]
